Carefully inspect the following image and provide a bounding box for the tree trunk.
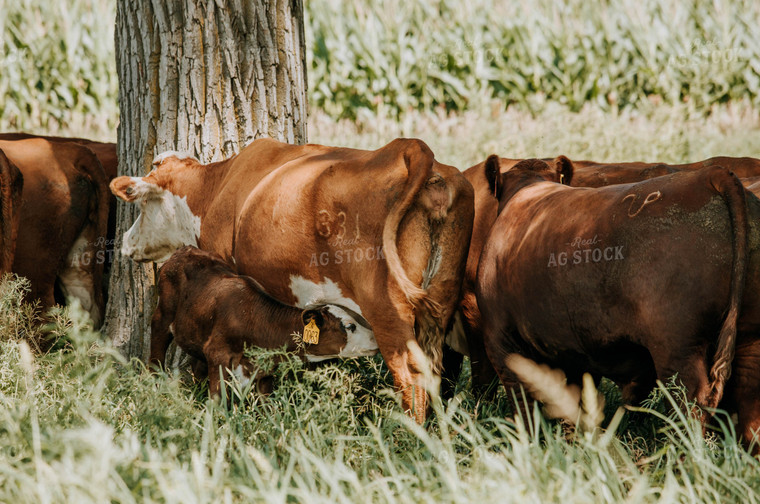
[106,0,307,361]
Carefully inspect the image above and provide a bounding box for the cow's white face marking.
[327,305,378,358]
[289,275,378,361]
[121,178,201,263]
[230,365,254,389]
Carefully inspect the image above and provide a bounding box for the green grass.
[1,276,760,503]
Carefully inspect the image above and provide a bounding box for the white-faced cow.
[150,246,377,397]
[0,139,109,329]
[476,157,760,449]
[110,137,474,422]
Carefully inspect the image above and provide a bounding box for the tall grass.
[1,276,759,503]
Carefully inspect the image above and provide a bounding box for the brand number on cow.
[303,319,320,344]
[315,209,362,247]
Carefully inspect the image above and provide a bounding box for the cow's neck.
[242,279,305,349]
[163,159,231,222]
[498,175,555,212]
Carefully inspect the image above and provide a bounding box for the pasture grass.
[1,277,759,503]
[308,101,760,171]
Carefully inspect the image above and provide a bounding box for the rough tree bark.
[106,1,307,360]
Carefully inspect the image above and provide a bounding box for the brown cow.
[0,139,109,327]
[110,137,474,422]
[0,150,23,274]
[476,157,760,447]
[446,154,760,394]
[444,156,573,394]
[149,246,375,396]
[0,133,118,298]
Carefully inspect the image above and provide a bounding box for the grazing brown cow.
[0,133,119,296]
[445,154,760,394]
[0,139,109,327]
[149,246,376,396]
[444,156,573,394]
[0,150,23,274]
[110,137,474,422]
[476,156,760,447]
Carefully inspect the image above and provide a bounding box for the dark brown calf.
[149,246,376,396]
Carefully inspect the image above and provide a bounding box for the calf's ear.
[301,308,326,328]
[484,155,502,200]
[554,155,574,186]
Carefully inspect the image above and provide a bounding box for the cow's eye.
[346,323,356,332]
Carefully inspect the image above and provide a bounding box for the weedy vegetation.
[1,276,760,503]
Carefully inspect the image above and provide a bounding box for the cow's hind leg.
[57,234,104,327]
[728,338,760,453]
[482,323,536,419]
[651,345,712,425]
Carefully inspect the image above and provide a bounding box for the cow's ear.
[485,155,502,199]
[110,176,139,202]
[301,308,326,328]
[554,155,574,186]
[110,176,164,202]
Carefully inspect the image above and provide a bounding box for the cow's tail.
[382,139,441,316]
[76,146,110,327]
[707,166,749,409]
[505,354,605,431]
[0,150,23,275]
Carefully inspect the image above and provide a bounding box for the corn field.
[2,0,760,132]
[308,0,760,118]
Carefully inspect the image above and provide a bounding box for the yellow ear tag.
[303,319,320,344]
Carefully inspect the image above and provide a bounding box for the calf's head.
[485,155,574,210]
[110,153,201,263]
[300,305,378,361]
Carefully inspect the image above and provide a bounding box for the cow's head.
[300,305,378,361]
[110,153,201,263]
[485,155,574,208]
